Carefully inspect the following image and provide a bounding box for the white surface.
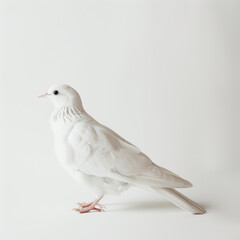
[3,173,240,240]
[1,0,240,239]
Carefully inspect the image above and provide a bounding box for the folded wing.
[68,120,192,188]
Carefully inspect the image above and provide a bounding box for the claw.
[94,207,104,212]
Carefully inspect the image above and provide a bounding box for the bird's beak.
[38,93,49,98]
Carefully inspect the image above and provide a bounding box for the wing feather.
[68,120,192,188]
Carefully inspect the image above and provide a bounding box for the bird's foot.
[73,198,105,214]
[77,202,105,209]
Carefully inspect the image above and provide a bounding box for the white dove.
[39,84,206,214]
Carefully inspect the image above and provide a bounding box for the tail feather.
[153,187,206,214]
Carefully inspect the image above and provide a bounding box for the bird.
[39,84,206,214]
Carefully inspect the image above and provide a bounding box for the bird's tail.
[153,187,206,214]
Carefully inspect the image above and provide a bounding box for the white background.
[0,0,240,239]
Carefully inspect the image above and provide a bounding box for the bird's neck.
[50,105,86,124]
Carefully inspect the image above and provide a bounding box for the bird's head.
[39,84,84,110]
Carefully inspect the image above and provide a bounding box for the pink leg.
[73,196,105,214]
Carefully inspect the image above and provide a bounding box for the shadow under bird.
[39,84,206,214]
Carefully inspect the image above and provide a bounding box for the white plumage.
[40,84,206,214]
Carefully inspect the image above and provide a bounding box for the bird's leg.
[73,196,105,213]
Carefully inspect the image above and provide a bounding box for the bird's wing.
[68,120,192,188]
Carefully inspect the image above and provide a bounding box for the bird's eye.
[53,90,59,95]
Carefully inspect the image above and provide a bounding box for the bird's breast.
[51,121,76,170]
